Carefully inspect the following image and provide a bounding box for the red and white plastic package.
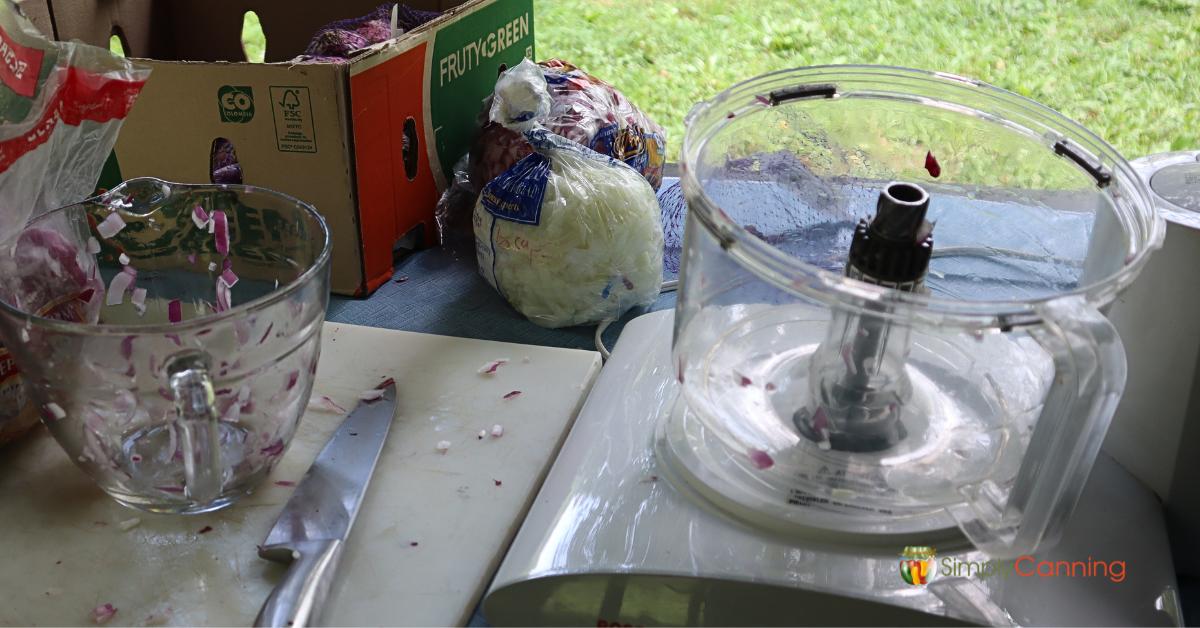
[0,0,149,445]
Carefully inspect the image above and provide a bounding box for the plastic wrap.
[437,58,666,245]
[0,0,149,445]
[473,59,665,189]
[472,60,664,328]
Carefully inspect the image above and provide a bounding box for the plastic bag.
[0,0,149,445]
[472,59,666,190]
[438,58,666,246]
[473,60,664,328]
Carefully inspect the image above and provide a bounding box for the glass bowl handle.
[949,296,1125,558]
[165,349,223,504]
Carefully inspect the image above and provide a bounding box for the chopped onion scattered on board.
[95,213,126,239]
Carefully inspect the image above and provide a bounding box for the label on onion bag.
[0,25,45,99]
[589,123,657,178]
[480,152,550,225]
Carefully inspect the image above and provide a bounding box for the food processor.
[483,66,1181,625]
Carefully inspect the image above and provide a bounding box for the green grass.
[534,0,1199,162]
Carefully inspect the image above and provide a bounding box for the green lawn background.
[534,0,1198,161]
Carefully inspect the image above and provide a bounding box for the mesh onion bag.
[473,60,664,328]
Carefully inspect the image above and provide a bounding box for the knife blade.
[254,381,397,628]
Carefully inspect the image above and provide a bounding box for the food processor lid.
[681,65,1162,322]
[1132,150,1200,230]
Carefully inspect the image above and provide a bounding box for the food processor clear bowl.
[0,178,331,514]
[662,66,1162,557]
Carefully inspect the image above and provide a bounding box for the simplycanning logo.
[897,546,1127,586]
[218,85,255,123]
[899,546,936,586]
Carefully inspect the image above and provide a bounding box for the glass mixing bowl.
[662,66,1162,557]
[0,178,331,514]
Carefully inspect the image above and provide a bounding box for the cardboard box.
[44,0,534,295]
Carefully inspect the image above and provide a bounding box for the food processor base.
[484,310,1182,627]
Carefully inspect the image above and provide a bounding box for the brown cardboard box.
[45,0,534,295]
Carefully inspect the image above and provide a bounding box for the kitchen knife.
[254,381,397,628]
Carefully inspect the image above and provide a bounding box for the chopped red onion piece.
[737,373,753,387]
[120,335,135,360]
[494,479,502,486]
[191,205,210,229]
[502,390,522,400]
[45,402,66,420]
[96,213,126,239]
[223,257,233,271]
[165,333,182,346]
[215,278,231,312]
[86,237,101,254]
[376,377,395,389]
[260,439,285,457]
[213,211,229,256]
[285,370,299,391]
[90,602,117,624]
[258,322,274,345]
[924,150,942,178]
[234,318,251,345]
[490,424,504,438]
[131,288,147,314]
[220,268,239,287]
[435,440,451,454]
[307,395,347,414]
[274,480,296,487]
[478,359,508,375]
[219,400,241,423]
[748,448,774,470]
[106,271,134,305]
[121,265,137,278]
[168,299,182,323]
[359,388,385,401]
[118,252,130,265]
[187,253,196,264]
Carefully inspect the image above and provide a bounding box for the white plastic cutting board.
[0,322,601,626]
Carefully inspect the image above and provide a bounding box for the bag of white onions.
[473,60,664,328]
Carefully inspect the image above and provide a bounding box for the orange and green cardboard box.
[38,0,534,295]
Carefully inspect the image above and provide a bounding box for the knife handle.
[254,539,344,628]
